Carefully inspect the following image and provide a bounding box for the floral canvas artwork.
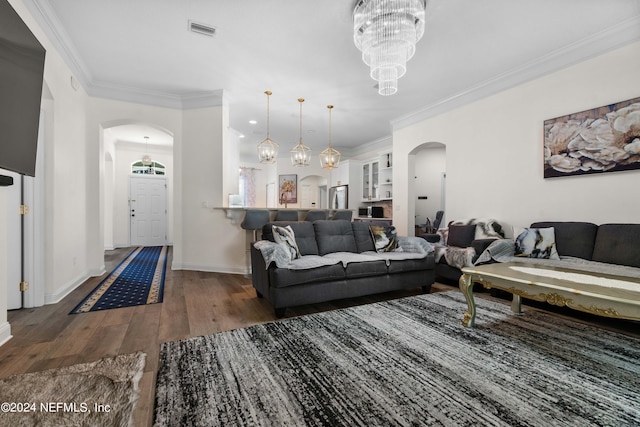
[543,97,640,178]
[279,174,297,204]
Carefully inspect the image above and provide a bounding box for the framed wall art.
[543,96,640,178]
[278,174,297,205]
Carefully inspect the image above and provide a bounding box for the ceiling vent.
[189,20,216,37]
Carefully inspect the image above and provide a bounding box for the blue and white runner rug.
[71,246,167,313]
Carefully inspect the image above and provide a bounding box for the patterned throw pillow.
[515,227,560,260]
[369,225,402,253]
[272,225,301,260]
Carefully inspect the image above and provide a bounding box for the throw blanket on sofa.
[475,239,640,280]
[254,237,434,270]
[451,218,504,239]
[434,245,476,270]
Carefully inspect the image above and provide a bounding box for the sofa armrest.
[250,244,271,298]
[420,233,441,244]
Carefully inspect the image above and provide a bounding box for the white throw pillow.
[514,227,560,260]
[272,225,301,260]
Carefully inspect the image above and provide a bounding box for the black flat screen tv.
[0,0,46,178]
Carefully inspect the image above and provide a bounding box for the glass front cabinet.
[362,160,379,201]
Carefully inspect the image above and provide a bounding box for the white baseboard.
[170,262,247,275]
[45,273,90,305]
[0,322,13,348]
[89,266,106,277]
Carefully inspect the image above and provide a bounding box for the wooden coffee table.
[458,261,640,327]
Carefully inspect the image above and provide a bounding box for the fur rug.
[154,292,639,426]
[0,352,145,427]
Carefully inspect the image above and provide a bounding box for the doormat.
[71,246,167,314]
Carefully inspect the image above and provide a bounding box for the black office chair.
[432,210,444,230]
[425,210,444,233]
[275,210,299,221]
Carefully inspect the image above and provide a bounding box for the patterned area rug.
[0,352,145,427]
[71,246,167,313]
[153,291,640,426]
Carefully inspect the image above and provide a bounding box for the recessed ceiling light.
[249,120,257,125]
[239,134,245,138]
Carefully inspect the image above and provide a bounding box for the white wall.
[394,41,640,237]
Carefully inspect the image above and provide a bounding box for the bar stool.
[241,209,270,276]
[241,209,270,241]
[304,210,329,222]
[331,210,353,221]
[275,210,299,221]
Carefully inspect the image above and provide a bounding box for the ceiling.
[26,0,640,161]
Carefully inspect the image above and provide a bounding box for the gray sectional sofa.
[250,220,435,317]
[526,221,640,268]
[479,221,640,269]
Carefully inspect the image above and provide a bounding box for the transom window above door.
[132,160,165,175]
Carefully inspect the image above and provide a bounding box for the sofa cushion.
[269,263,346,288]
[313,220,358,255]
[447,224,476,248]
[592,224,640,268]
[530,221,598,260]
[345,259,389,278]
[515,227,560,260]
[387,255,434,274]
[272,225,300,260]
[351,222,376,252]
[369,225,400,252]
[262,221,319,256]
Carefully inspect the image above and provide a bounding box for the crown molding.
[25,0,93,89]
[25,0,225,110]
[391,16,640,132]
[346,135,393,160]
[88,82,224,110]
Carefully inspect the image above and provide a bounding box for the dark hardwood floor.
[1,247,637,426]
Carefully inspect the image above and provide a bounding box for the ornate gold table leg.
[511,294,522,314]
[459,273,476,328]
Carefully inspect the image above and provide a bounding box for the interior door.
[3,169,21,310]
[130,176,167,247]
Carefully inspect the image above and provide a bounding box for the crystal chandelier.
[353,0,427,96]
[257,90,279,163]
[290,98,312,167]
[141,136,152,166]
[319,105,341,170]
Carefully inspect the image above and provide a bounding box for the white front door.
[130,176,167,247]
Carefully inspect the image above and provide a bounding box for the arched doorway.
[101,122,174,248]
[299,174,328,208]
[410,142,446,234]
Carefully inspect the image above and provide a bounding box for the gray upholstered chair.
[275,210,299,221]
[331,210,353,221]
[304,210,329,222]
[241,209,270,241]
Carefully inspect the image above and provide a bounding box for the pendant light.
[257,90,279,163]
[141,136,152,166]
[319,105,341,170]
[290,98,312,167]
